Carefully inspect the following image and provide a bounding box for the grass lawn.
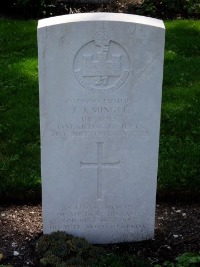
[159,20,200,192]
[0,19,40,200]
[0,18,200,201]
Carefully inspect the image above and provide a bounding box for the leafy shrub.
[97,252,152,267]
[142,0,200,18]
[183,0,200,15]
[36,231,153,267]
[1,0,200,18]
[133,0,157,17]
[176,252,200,266]
[1,0,57,18]
[155,252,200,267]
[36,231,106,266]
[127,0,200,18]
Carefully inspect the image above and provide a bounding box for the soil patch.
[0,202,199,266]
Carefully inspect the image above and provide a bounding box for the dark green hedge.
[1,0,200,19]
[134,0,200,18]
[1,0,57,18]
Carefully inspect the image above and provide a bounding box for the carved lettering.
[86,224,105,230]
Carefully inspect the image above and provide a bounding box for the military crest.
[73,29,130,93]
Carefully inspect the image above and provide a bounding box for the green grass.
[0,19,200,201]
[159,20,200,192]
[0,19,40,200]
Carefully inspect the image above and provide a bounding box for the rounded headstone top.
[38,12,165,30]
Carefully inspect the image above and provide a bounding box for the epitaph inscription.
[74,29,130,93]
[81,142,120,200]
[48,203,152,242]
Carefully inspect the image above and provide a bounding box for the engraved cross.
[80,142,120,200]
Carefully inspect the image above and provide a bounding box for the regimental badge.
[73,29,130,94]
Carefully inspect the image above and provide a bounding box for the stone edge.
[37,12,165,30]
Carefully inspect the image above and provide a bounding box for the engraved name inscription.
[47,98,149,138]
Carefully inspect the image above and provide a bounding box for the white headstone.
[38,13,165,244]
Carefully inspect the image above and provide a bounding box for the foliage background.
[1,0,200,19]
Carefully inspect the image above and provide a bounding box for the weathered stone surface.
[38,13,165,244]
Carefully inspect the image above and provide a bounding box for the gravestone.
[38,13,165,244]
